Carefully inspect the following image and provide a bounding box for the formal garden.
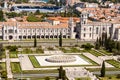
[0,33,120,80]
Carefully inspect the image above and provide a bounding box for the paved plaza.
[35,55,90,66]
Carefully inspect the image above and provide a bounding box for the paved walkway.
[82,53,113,67]
[0,58,19,62]
[18,54,34,70]
[6,50,13,79]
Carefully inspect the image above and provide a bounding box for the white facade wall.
[0,23,73,40]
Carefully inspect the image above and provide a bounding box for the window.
[84,33,86,37]
[5,30,7,33]
[15,30,17,33]
[96,27,98,34]
[103,27,105,31]
[90,27,91,31]
[84,28,86,31]
[89,33,91,37]
[84,21,86,24]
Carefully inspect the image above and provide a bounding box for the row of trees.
[95,33,120,55]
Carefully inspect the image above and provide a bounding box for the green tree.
[45,77,50,80]
[95,37,100,49]
[58,66,66,80]
[116,42,120,51]
[100,61,105,77]
[0,44,4,60]
[59,32,62,47]
[34,10,40,15]
[34,33,37,47]
[58,66,63,79]
[27,14,41,22]
[81,43,94,50]
[0,10,4,21]
[99,37,102,47]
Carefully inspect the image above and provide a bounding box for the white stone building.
[0,18,76,40]
[78,11,120,41]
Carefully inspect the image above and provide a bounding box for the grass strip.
[11,62,21,73]
[80,54,98,65]
[29,55,40,68]
[75,77,91,80]
[87,50,104,57]
[59,47,86,53]
[106,60,120,69]
[99,49,112,56]
[23,69,58,74]
[0,62,6,70]
[10,51,18,58]
[86,67,120,72]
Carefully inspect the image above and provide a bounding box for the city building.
[0,17,77,40]
[10,4,63,13]
[77,11,120,41]
[29,0,47,3]
[0,10,120,41]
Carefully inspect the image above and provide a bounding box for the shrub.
[1,71,7,78]
[6,46,18,52]
[81,43,94,50]
[116,74,120,79]
[47,47,54,50]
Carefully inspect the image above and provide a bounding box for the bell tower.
[81,11,88,25]
[68,17,76,39]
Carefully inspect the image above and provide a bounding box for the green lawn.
[22,48,33,54]
[59,47,86,53]
[87,50,104,57]
[99,75,120,80]
[106,60,120,69]
[29,55,41,68]
[0,51,6,58]
[0,62,6,71]
[9,51,18,58]
[35,48,44,53]
[99,49,112,56]
[86,67,120,72]
[23,69,58,74]
[80,54,98,65]
[11,62,21,73]
[75,77,91,80]
[27,77,56,80]
[22,48,43,54]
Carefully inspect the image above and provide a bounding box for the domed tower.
[68,17,76,39]
[80,11,88,25]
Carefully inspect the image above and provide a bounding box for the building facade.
[78,11,120,41]
[0,19,76,40]
[0,13,120,41]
